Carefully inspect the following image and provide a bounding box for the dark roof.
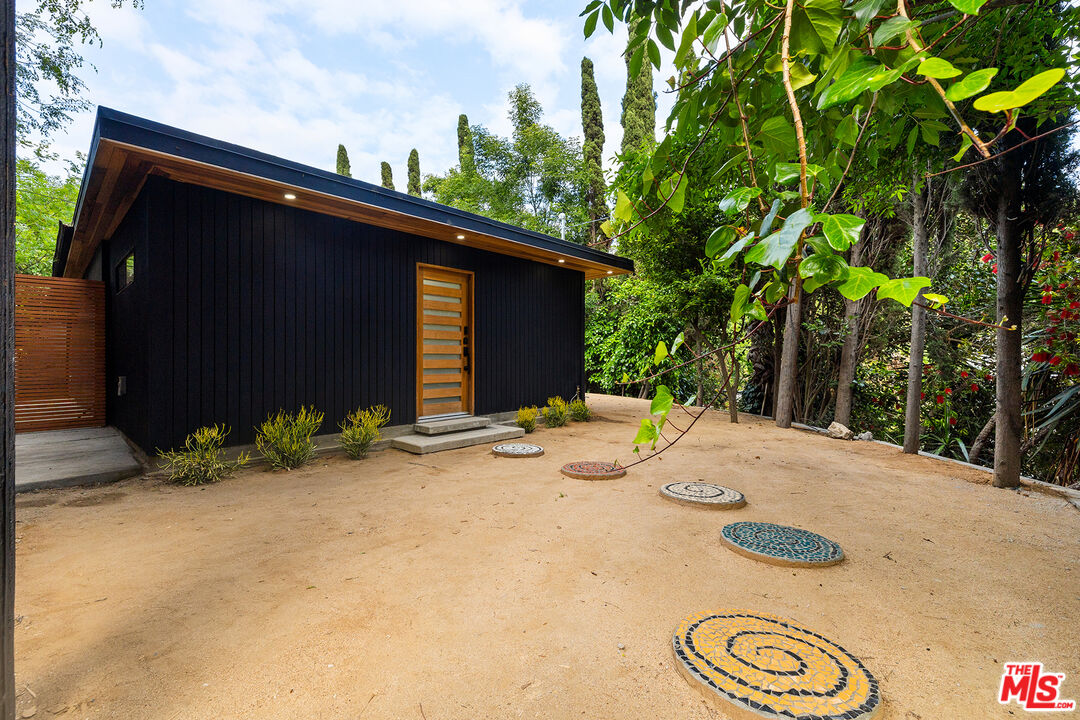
[57,106,633,279]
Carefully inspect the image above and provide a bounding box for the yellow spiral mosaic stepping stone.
[672,610,881,720]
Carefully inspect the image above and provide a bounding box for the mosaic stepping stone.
[672,610,881,720]
[659,482,746,510]
[720,521,844,567]
[492,442,544,458]
[560,460,626,480]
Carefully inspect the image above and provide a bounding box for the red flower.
[1032,352,1049,362]
[1071,301,1080,309]
[949,417,957,426]
[960,370,969,378]
[945,387,952,394]
[1042,295,1053,304]
[1065,363,1080,376]
[985,374,993,381]
[970,383,978,392]
[920,392,925,400]
[1061,282,1069,289]
[981,253,993,262]
[1050,356,1062,366]
[935,395,944,404]
[992,264,998,274]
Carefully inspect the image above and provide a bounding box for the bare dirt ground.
[14,394,1080,719]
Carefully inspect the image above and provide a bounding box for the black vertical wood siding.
[105,175,585,451]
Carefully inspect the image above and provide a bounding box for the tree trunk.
[903,178,929,454]
[1,0,17,714]
[775,276,802,428]
[728,353,740,424]
[968,415,995,465]
[694,322,703,406]
[834,231,865,427]
[993,148,1024,488]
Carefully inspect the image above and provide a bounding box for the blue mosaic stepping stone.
[720,521,844,567]
[672,609,881,720]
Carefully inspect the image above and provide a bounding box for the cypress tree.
[407,149,421,196]
[620,21,656,155]
[380,162,394,191]
[580,57,606,244]
[335,144,352,177]
[456,113,474,173]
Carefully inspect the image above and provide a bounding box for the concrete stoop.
[391,419,524,454]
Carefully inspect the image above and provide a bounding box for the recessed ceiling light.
[558,259,565,263]
[607,270,613,274]
[456,234,465,240]
[283,192,297,200]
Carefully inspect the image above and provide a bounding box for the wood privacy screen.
[14,274,106,432]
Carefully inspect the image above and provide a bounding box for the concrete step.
[392,424,524,454]
[413,416,491,435]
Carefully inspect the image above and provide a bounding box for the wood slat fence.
[14,274,106,433]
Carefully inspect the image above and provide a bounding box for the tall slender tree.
[457,114,474,174]
[380,162,394,191]
[335,144,351,177]
[580,57,606,245]
[620,20,654,155]
[2,0,15,713]
[407,149,421,196]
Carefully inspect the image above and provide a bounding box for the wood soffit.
[65,138,632,281]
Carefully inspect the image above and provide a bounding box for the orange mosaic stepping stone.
[559,460,626,480]
[672,610,881,720]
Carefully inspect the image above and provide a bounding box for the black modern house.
[52,107,633,452]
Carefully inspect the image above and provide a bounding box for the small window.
[116,252,135,291]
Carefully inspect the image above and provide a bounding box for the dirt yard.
[14,394,1080,719]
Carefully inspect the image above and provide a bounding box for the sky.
[29,0,675,184]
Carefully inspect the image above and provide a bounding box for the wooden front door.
[416,264,473,418]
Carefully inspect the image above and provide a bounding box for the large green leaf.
[613,189,633,222]
[650,385,674,417]
[716,232,756,268]
[973,68,1066,112]
[821,213,864,250]
[852,0,887,27]
[633,418,660,446]
[731,283,751,321]
[872,16,917,46]
[758,115,797,156]
[876,276,931,306]
[745,208,813,270]
[803,0,843,49]
[718,186,762,214]
[946,0,991,14]
[945,68,998,101]
[653,340,668,366]
[759,199,782,236]
[835,114,859,146]
[799,252,848,283]
[746,300,769,321]
[705,226,736,258]
[837,266,889,300]
[775,162,826,184]
[702,13,729,53]
[817,58,899,109]
[917,57,962,79]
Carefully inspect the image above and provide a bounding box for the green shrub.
[158,425,249,486]
[255,406,324,470]
[569,398,591,422]
[543,396,569,427]
[515,405,539,433]
[339,404,391,459]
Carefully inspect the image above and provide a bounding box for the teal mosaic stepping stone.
[720,521,844,567]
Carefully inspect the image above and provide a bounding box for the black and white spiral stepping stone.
[491,442,544,458]
[559,460,626,480]
[672,610,881,720]
[720,521,844,567]
[659,481,746,509]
